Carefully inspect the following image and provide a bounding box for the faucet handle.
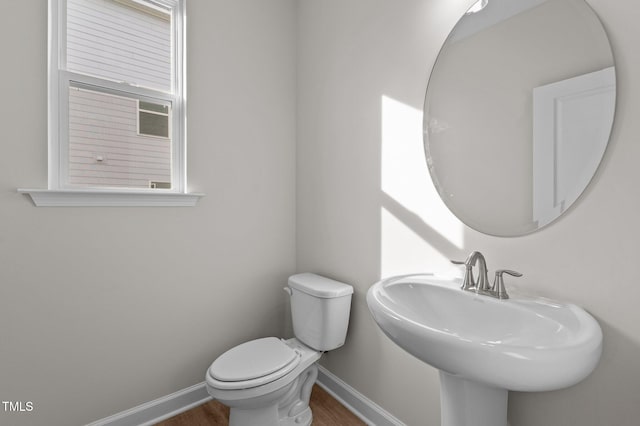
[451,259,475,291]
[491,269,522,300]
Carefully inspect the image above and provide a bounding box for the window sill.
[17,189,204,207]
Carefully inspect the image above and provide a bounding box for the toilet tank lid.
[288,273,354,298]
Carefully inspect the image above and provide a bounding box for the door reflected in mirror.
[423,0,615,237]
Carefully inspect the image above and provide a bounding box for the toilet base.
[281,406,312,426]
[228,405,312,426]
[229,405,312,426]
[225,363,318,426]
[229,404,279,426]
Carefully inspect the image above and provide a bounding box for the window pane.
[139,111,169,137]
[139,100,169,114]
[66,0,172,92]
[68,86,172,189]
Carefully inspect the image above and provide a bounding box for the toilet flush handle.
[283,287,292,296]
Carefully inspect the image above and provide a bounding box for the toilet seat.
[208,337,301,390]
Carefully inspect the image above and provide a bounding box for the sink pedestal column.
[439,372,508,426]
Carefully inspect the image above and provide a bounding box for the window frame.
[48,0,187,194]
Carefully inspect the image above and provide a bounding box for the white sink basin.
[367,274,603,426]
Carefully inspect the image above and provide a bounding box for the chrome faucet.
[451,251,489,293]
[451,251,521,299]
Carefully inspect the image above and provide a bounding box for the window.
[138,101,171,138]
[49,0,186,193]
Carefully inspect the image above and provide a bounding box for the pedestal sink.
[366,274,602,426]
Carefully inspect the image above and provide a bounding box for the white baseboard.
[316,365,405,426]
[87,366,404,426]
[85,382,212,426]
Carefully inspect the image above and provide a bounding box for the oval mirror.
[423,0,616,237]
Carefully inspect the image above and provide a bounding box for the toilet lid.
[209,337,300,383]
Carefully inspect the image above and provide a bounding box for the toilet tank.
[287,273,354,351]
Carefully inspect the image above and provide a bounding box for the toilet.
[205,273,354,426]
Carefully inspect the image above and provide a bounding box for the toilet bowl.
[206,338,321,426]
[205,273,353,426]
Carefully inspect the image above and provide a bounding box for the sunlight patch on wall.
[380,95,464,277]
[381,207,454,277]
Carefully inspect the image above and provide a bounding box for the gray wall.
[3,1,639,425]
[0,1,296,425]
[297,0,640,425]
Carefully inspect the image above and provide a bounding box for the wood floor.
[155,385,366,426]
